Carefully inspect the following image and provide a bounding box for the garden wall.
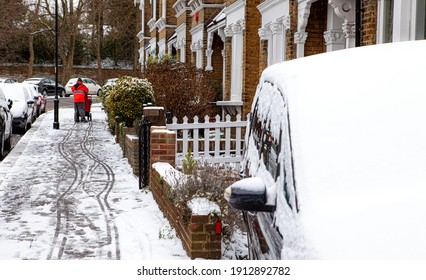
[150,166,222,259]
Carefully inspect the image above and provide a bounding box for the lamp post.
[53,0,60,129]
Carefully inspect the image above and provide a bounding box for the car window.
[249,81,298,213]
[22,88,31,100]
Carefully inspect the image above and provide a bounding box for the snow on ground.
[0,104,189,260]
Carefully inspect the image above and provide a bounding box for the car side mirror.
[224,177,275,212]
[27,100,35,105]
[7,99,13,110]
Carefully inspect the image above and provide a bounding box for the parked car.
[0,87,13,159]
[22,77,66,97]
[0,77,18,84]
[21,83,41,121]
[224,40,426,259]
[65,77,101,97]
[1,83,35,134]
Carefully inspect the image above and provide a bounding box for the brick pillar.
[224,36,232,101]
[286,0,298,61]
[188,215,222,259]
[361,0,377,46]
[150,126,176,167]
[259,40,268,76]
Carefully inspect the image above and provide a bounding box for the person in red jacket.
[72,78,89,122]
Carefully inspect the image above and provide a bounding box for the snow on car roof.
[253,40,426,259]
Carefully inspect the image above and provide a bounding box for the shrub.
[99,84,115,132]
[170,163,243,245]
[108,76,155,127]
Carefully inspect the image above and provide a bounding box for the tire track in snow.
[80,120,120,260]
[48,124,79,260]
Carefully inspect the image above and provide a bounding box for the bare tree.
[41,0,86,83]
[89,0,106,82]
[26,0,44,77]
[144,61,218,121]
[103,0,138,68]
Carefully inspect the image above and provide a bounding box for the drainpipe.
[355,0,361,47]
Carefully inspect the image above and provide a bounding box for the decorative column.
[296,0,316,58]
[226,20,245,102]
[270,22,284,64]
[177,38,186,62]
[329,0,356,48]
[294,31,308,57]
[205,32,214,71]
[191,40,203,69]
[324,4,345,51]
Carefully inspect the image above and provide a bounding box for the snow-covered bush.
[99,84,115,131]
[108,76,155,127]
[169,163,245,256]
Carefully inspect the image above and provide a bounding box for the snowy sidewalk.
[0,104,188,260]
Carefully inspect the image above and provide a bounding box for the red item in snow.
[85,95,92,113]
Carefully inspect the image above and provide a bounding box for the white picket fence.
[166,114,247,169]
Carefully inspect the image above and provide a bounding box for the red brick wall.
[361,0,377,46]
[286,0,298,61]
[150,168,222,259]
[210,33,225,98]
[224,37,232,101]
[242,0,261,118]
[150,126,176,166]
[305,0,327,57]
[259,40,268,76]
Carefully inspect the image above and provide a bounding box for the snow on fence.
[166,114,247,169]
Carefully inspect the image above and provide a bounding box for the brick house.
[135,0,426,118]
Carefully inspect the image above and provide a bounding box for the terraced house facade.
[134,0,426,118]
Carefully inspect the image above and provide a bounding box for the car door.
[233,80,298,260]
[243,90,283,260]
[0,91,12,138]
[46,79,56,94]
[22,87,34,124]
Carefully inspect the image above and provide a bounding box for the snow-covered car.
[103,78,118,87]
[1,83,35,134]
[21,83,41,121]
[0,87,13,159]
[0,77,18,84]
[65,77,101,97]
[224,40,426,260]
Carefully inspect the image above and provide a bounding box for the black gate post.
[138,115,151,189]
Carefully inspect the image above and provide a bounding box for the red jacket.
[72,84,89,103]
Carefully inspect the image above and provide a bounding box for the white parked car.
[65,77,101,97]
[225,40,426,260]
[0,87,13,158]
[21,83,41,121]
[1,83,35,134]
[103,78,118,87]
